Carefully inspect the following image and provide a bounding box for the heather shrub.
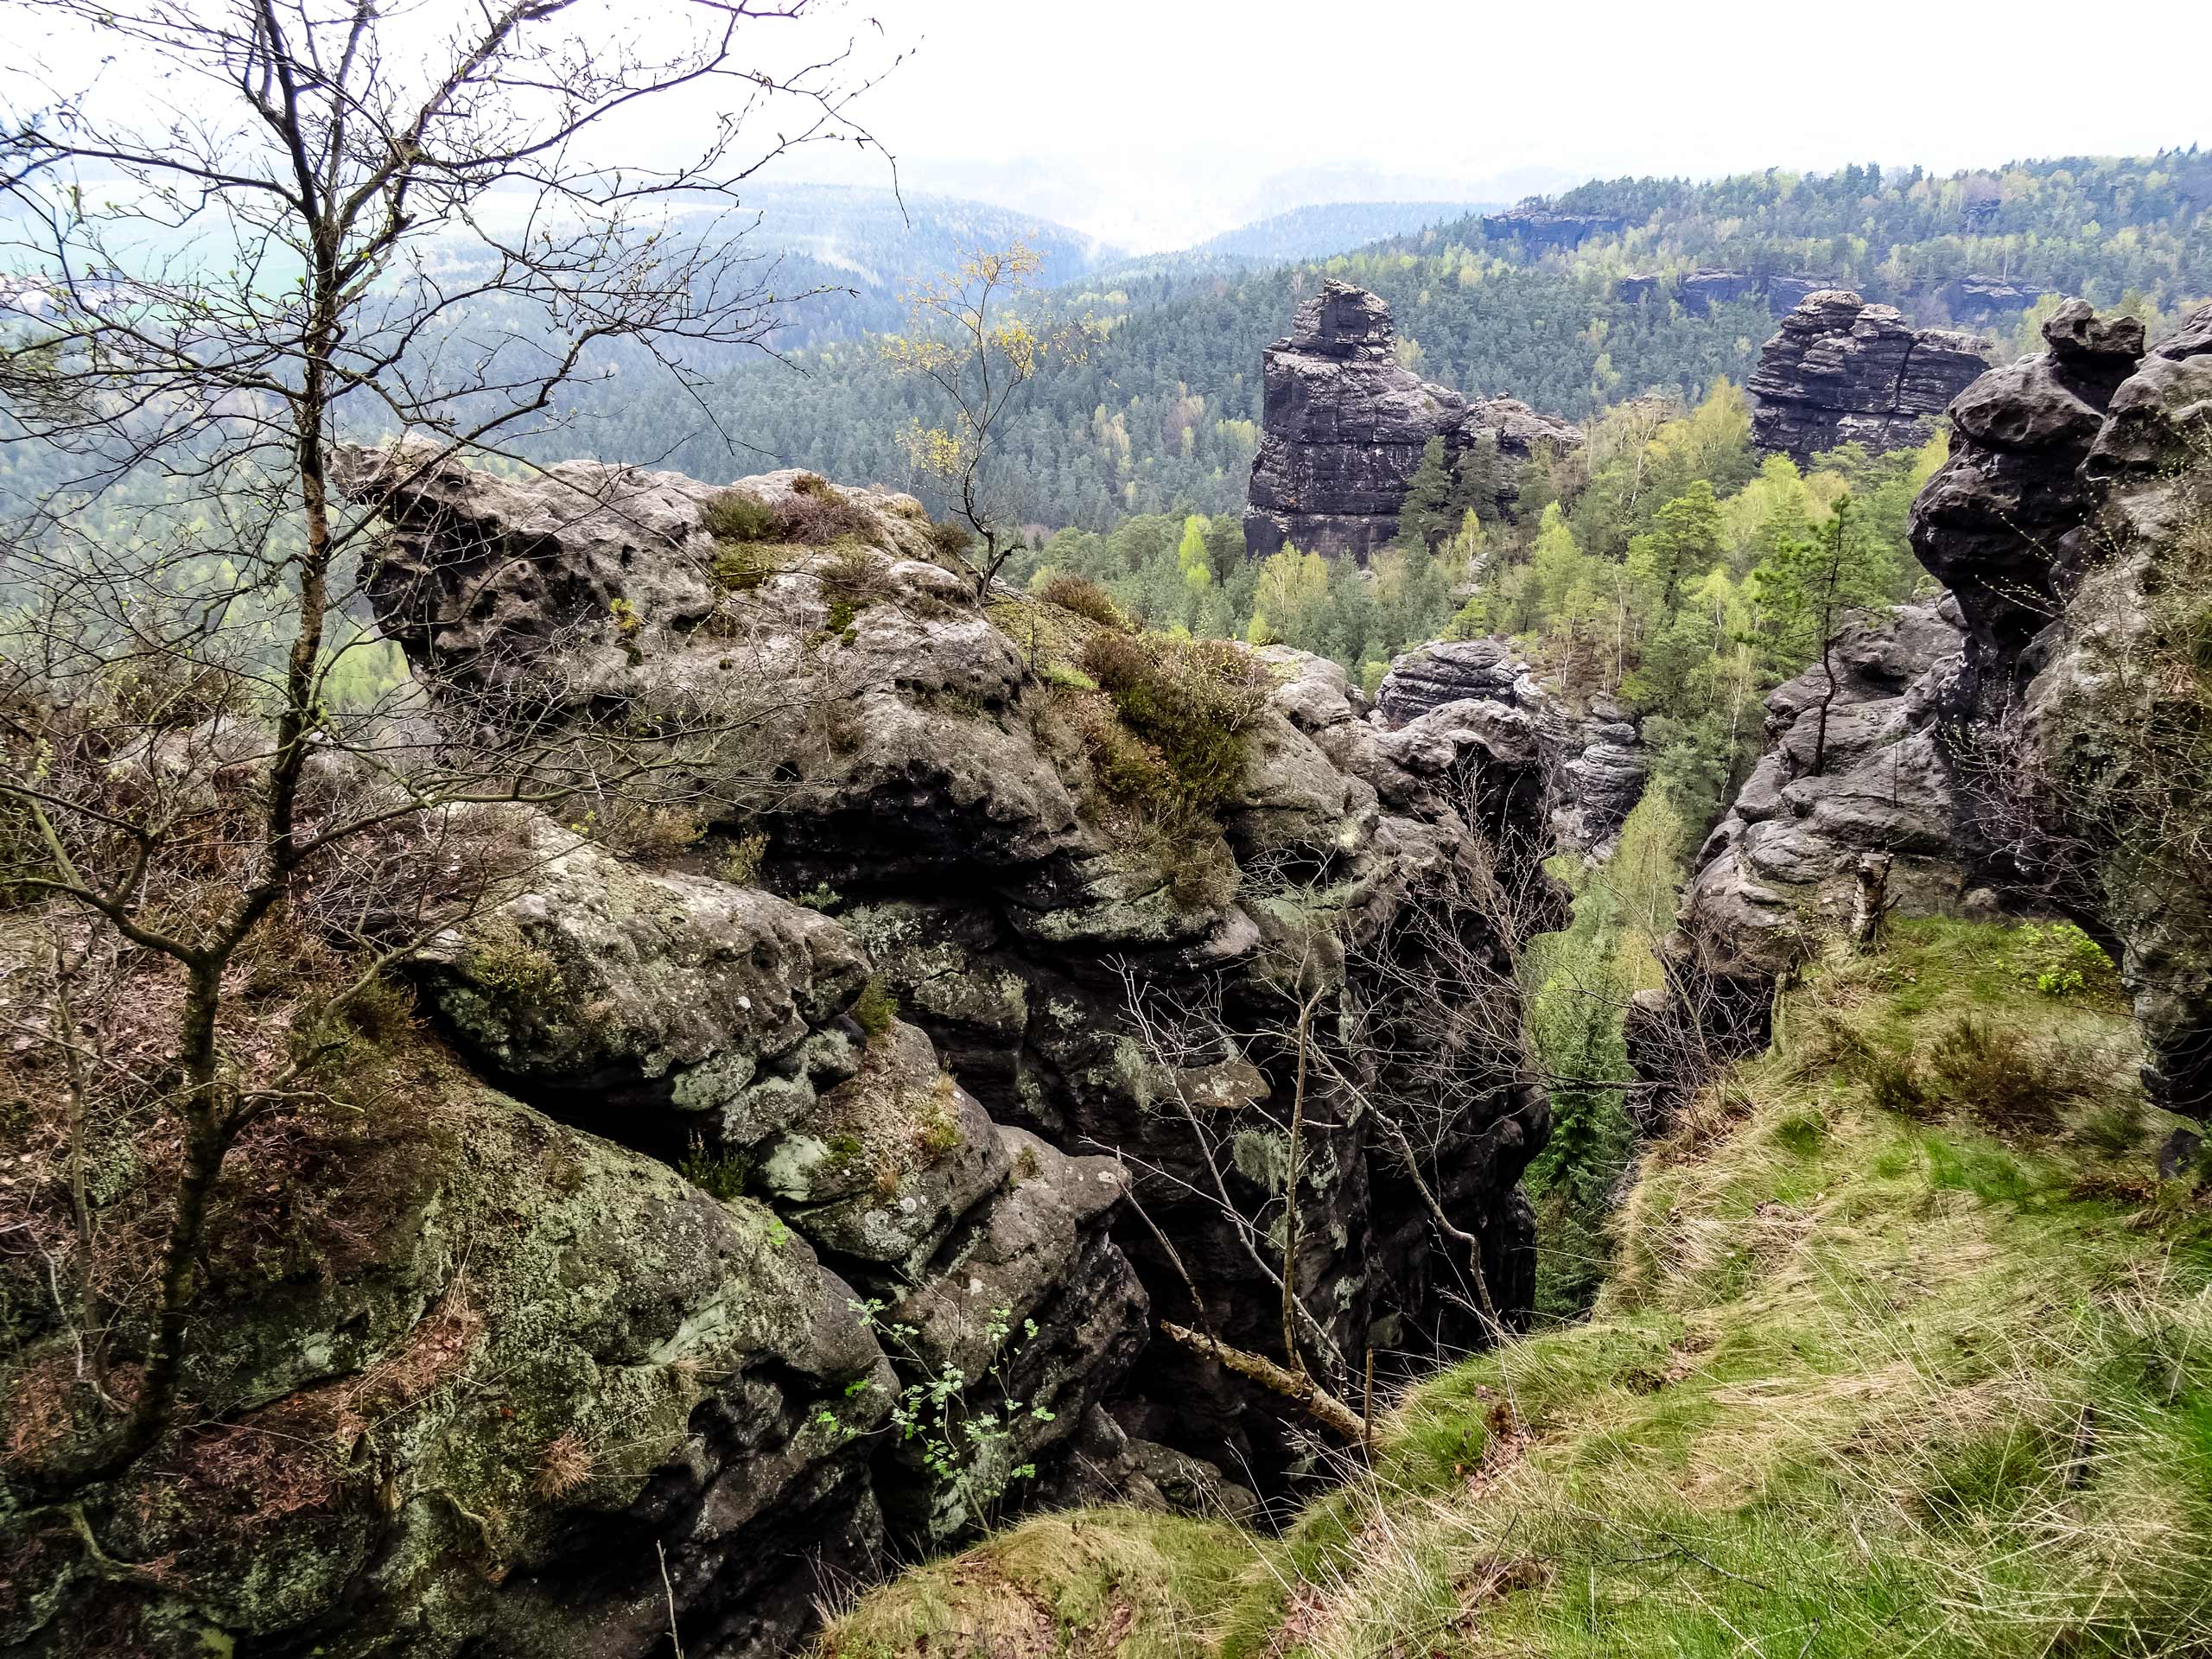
[1080,632,1271,815]
[927,519,975,563]
[1926,1014,2111,1135]
[700,488,777,544]
[1036,573,1128,632]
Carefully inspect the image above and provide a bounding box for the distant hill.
[1189,200,1495,263]
[715,182,1123,348]
[546,152,2212,528]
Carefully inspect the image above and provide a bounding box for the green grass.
[817,922,2212,1659]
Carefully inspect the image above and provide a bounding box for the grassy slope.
[819,920,2212,1659]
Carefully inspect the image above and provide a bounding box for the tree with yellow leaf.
[883,244,1097,597]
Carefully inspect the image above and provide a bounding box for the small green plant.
[719,831,769,886]
[608,595,642,636]
[677,1134,750,1201]
[852,976,898,1041]
[700,487,778,543]
[2015,921,2115,998]
[466,926,563,1004]
[1039,662,1098,692]
[850,1297,1056,1531]
[710,543,776,591]
[794,881,842,912]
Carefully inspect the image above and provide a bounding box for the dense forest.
[550,152,2211,531]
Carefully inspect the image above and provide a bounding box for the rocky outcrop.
[2,1025,899,1659]
[1617,270,1834,317]
[1748,289,1993,463]
[1480,200,1624,250]
[1937,275,2043,318]
[1676,601,1969,986]
[1932,300,2212,1110]
[1653,298,2212,1116]
[314,446,1553,1636]
[1371,637,1647,859]
[1909,299,2146,711]
[1244,283,1580,562]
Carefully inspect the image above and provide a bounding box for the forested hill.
[1491,152,2212,302]
[691,182,1120,350]
[546,153,2212,531]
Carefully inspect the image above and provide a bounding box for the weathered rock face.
[1951,301,2212,1110]
[1372,638,1648,860]
[1909,299,2146,711]
[1748,289,1993,463]
[1654,300,2212,1115]
[1244,283,1580,562]
[1937,275,2044,318]
[322,446,1553,1628]
[1676,601,1969,986]
[1616,270,1835,317]
[1480,200,1624,250]
[3,1033,898,1659]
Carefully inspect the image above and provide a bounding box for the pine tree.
[1395,434,1456,550]
[1749,493,1896,774]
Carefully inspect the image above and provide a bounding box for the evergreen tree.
[1395,434,1457,550]
[1750,493,1895,774]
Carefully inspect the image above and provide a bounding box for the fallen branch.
[1159,1319,1369,1445]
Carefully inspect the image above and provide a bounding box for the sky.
[5,0,2208,256]
[785,0,2212,250]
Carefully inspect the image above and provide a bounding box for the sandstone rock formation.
[1652,298,2212,1115]
[1616,270,1834,317]
[1244,282,1580,562]
[1676,601,1968,988]
[1372,637,1648,859]
[1,1011,899,1659]
[1942,300,2212,1110]
[1619,272,2040,326]
[1480,200,1624,250]
[204,443,1553,1653]
[1748,289,1993,463]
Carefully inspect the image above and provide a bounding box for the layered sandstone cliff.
[1748,289,1993,462]
[1657,299,2212,1116]
[1243,282,1580,562]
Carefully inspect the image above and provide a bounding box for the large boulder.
[1749,289,1992,464]
[1372,637,1648,859]
[0,1036,894,1659]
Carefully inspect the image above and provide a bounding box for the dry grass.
[824,920,2212,1659]
[531,1429,597,1501]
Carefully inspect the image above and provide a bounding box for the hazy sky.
[798,0,2212,249]
[7,0,2207,255]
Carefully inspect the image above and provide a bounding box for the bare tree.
[0,0,890,1490]
[883,244,1096,596]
